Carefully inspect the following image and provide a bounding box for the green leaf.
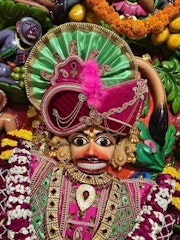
[135,143,163,172]
[13,3,29,19]
[172,94,180,114]
[138,121,151,140]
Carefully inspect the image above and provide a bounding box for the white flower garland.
[127,174,176,239]
[5,139,37,240]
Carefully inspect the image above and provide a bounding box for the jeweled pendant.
[76,184,96,212]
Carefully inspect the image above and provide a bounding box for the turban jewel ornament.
[25,22,161,138]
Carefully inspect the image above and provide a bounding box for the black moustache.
[77,157,107,162]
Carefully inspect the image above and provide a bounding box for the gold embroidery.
[46,164,122,239]
[65,164,113,186]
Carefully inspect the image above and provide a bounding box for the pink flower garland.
[5,137,37,240]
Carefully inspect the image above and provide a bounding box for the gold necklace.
[15,33,32,51]
[65,163,114,187]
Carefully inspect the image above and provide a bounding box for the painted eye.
[96,137,113,146]
[25,22,30,27]
[72,137,88,146]
[34,26,38,31]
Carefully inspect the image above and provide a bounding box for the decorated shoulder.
[126,171,176,239]
[122,178,155,208]
[30,150,57,182]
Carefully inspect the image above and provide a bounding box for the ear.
[16,21,21,33]
[0,90,7,111]
[135,57,168,146]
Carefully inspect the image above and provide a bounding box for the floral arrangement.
[163,166,180,211]
[127,173,176,239]
[85,0,180,38]
[0,129,32,160]
[0,129,37,240]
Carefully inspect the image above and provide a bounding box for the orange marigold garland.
[86,0,180,38]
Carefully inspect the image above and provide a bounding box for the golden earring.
[111,121,139,170]
[46,136,71,164]
[111,138,136,170]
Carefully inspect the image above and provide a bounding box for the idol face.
[68,128,116,174]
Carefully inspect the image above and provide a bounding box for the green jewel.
[120,209,125,219]
[42,178,50,189]
[130,219,135,229]
[32,203,39,214]
[120,187,126,194]
[122,196,128,205]
[39,195,48,207]
[111,224,119,236]
[121,221,128,233]
[126,207,132,217]
[30,195,35,203]
[36,188,43,196]
[32,214,43,229]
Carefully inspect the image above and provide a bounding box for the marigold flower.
[85,0,180,38]
[172,197,180,210]
[0,149,13,159]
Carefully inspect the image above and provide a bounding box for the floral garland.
[85,0,180,38]
[1,129,37,240]
[127,173,176,239]
[163,166,180,211]
[0,129,32,160]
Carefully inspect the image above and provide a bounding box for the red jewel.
[90,129,94,133]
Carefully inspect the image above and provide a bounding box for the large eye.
[72,137,88,146]
[25,22,30,27]
[95,137,113,147]
[34,26,38,31]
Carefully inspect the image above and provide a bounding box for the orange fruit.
[166,33,180,49]
[151,27,170,46]
[169,15,180,33]
[68,3,86,22]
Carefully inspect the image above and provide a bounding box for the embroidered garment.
[0,138,177,240]
[30,152,155,240]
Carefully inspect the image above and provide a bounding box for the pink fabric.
[128,181,154,207]
[51,56,83,85]
[42,79,148,136]
[58,179,110,239]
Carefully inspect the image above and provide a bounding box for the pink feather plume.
[81,60,103,107]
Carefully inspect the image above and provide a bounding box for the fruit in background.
[10,65,26,88]
[151,27,170,46]
[85,9,99,24]
[68,3,86,22]
[151,14,180,49]
[166,33,180,50]
[169,14,180,33]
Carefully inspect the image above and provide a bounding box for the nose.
[84,142,99,158]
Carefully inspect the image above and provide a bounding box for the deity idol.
[0,22,179,240]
